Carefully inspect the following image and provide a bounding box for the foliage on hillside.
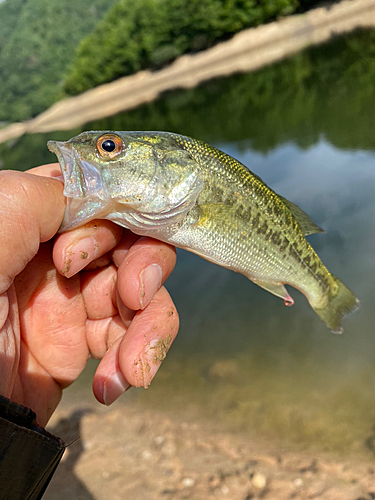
[0,0,28,53]
[63,0,308,95]
[0,0,116,121]
[87,29,375,152]
[2,29,375,171]
[0,0,326,121]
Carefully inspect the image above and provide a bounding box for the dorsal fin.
[279,196,324,236]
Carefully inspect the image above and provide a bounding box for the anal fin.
[251,279,294,306]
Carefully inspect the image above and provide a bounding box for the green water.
[1,28,375,455]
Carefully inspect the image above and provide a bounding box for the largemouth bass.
[48,131,359,333]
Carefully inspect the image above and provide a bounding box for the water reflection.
[1,28,375,454]
[2,29,375,169]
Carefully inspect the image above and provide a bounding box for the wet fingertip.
[62,237,99,277]
[102,371,131,406]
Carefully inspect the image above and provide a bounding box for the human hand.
[0,164,179,426]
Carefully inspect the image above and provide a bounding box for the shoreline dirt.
[1,0,375,144]
[45,399,375,500]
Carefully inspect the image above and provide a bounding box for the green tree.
[63,0,301,95]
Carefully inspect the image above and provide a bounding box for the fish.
[48,131,359,333]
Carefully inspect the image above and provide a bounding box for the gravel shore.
[44,397,375,500]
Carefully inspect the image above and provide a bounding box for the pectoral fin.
[251,279,294,306]
[195,203,236,226]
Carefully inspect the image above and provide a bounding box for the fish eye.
[102,140,116,152]
[96,134,124,159]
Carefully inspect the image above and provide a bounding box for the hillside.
[63,0,302,95]
[0,0,116,121]
[0,0,323,123]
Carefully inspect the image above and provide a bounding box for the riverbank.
[1,0,375,144]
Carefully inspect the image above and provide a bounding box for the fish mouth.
[48,140,109,232]
[47,140,69,171]
[48,141,80,196]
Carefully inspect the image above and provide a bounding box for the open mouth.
[47,140,109,232]
[48,141,85,198]
[47,140,70,169]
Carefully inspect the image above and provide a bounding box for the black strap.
[0,395,66,500]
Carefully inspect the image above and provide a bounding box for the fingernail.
[139,335,172,388]
[139,264,162,309]
[62,237,99,277]
[102,371,130,406]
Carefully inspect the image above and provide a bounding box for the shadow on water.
[44,409,95,500]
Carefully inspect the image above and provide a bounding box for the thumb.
[0,170,65,294]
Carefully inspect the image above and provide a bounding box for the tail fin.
[312,276,359,334]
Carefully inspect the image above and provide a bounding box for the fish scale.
[170,134,326,285]
[48,130,359,333]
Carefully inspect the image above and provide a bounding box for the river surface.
[1,29,374,456]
